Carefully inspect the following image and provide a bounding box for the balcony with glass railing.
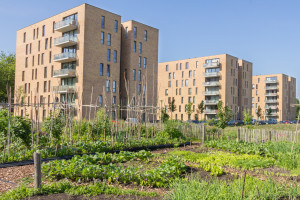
[265,93,277,96]
[203,72,220,77]
[265,85,278,90]
[204,109,217,114]
[203,81,220,87]
[265,79,277,84]
[203,91,219,96]
[265,99,277,103]
[203,62,220,68]
[53,69,76,78]
[54,19,77,32]
[265,112,278,117]
[53,52,76,63]
[265,105,277,110]
[54,35,77,47]
[53,85,76,93]
[204,100,219,105]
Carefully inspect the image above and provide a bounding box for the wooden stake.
[34,152,42,189]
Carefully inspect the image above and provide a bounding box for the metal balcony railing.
[53,69,76,78]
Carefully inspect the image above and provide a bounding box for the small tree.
[267,107,272,117]
[215,101,232,129]
[196,100,204,121]
[11,116,32,149]
[161,109,169,123]
[185,103,193,120]
[168,98,176,120]
[243,109,253,129]
[42,110,64,143]
[256,106,262,120]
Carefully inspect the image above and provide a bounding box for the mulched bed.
[25,193,161,200]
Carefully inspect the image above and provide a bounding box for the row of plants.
[205,140,300,171]
[42,151,187,187]
[0,181,159,200]
[169,150,274,176]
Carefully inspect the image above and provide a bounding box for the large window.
[99,95,102,105]
[166,65,169,71]
[139,56,141,67]
[106,64,110,77]
[114,20,118,32]
[144,57,147,68]
[107,49,111,61]
[23,32,26,43]
[100,63,103,76]
[185,62,189,69]
[42,25,45,37]
[114,50,117,63]
[134,27,137,38]
[107,33,111,46]
[139,42,142,53]
[106,80,110,92]
[101,16,105,28]
[133,69,136,80]
[138,70,141,82]
[101,32,104,44]
[144,30,147,41]
[113,81,116,93]
[133,41,136,52]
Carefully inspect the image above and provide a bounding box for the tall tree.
[215,101,232,129]
[0,52,15,102]
[256,105,262,120]
[196,100,204,121]
[185,103,193,120]
[168,98,176,120]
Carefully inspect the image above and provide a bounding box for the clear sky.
[0,0,299,97]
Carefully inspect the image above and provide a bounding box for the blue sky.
[0,0,299,97]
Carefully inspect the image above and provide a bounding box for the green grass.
[165,175,300,200]
[0,181,159,200]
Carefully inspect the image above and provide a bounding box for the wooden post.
[34,152,42,189]
[7,87,11,156]
[268,130,271,141]
[237,128,240,142]
[202,125,206,146]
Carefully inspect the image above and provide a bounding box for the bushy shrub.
[42,110,64,142]
[11,116,31,148]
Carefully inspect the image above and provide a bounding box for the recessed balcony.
[54,19,77,32]
[203,72,220,78]
[203,81,220,87]
[203,91,219,96]
[204,109,217,114]
[53,52,76,63]
[265,105,277,110]
[265,93,277,97]
[265,79,277,84]
[53,69,76,78]
[203,62,220,68]
[265,99,277,103]
[204,100,219,105]
[53,85,76,93]
[54,35,77,47]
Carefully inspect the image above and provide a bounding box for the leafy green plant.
[11,116,31,148]
[216,101,232,129]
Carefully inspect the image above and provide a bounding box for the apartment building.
[252,74,296,121]
[15,4,158,120]
[158,54,252,121]
[120,21,158,120]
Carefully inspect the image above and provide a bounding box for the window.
[50,37,52,48]
[189,70,192,78]
[44,67,47,78]
[23,32,26,43]
[194,70,196,77]
[114,20,118,32]
[138,84,141,94]
[134,27,137,38]
[179,88,181,95]
[101,32,104,44]
[99,95,102,105]
[32,56,34,66]
[180,63,182,70]
[179,105,181,112]
[144,30,147,41]
[173,72,175,79]
[101,16,105,28]
[49,51,52,63]
[106,80,110,92]
[28,83,30,94]
[45,38,48,49]
[182,71,184,78]
[126,27,128,38]
[32,69,34,80]
[181,97,183,103]
[29,43,32,54]
[113,81,116,93]
[41,53,44,64]
[138,70,141,82]
[169,73,171,79]
[112,96,116,104]
[139,56,141,67]
[196,61,199,68]
[133,69,136,80]
[258,97,260,102]
[133,41,136,52]
[25,57,28,68]
[42,25,45,36]
[193,79,196,86]
[165,89,168,96]
[38,41,40,51]
[37,28,39,39]
[100,63,103,76]
[48,81,51,92]
[258,78,260,83]
[176,80,178,87]
[176,64,178,70]
[107,33,111,46]
[107,49,111,61]
[139,42,142,53]
[44,81,47,92]
[188,88,192,95]
[195,87,198,94]
[26,44,28,55]
[22,71,25,81]
[166,65,169,71]
[51,66,53,77]
[182,80,184,87]
[186,62,189,69]
[185,79,189,86]
[106,64,110,77]
[144,57,147,68]
[168,81,171,87]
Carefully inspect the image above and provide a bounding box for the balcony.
[265,86,278,90]
[265,79,277,84]
[203,91,219,96]
[54,35,77,47]
[53,85,76,93]
[203,62,220,68]
[203,72,220,77]
[265,105,277,110]
[265,113,278,117]
[204,109,217,114]
[203,81,220,87]
[265,93,277,96]
[53,69,76,78]
[204,100,219,105]
[265,99,277,103]
[54,19,77,32]
[53,52,76,63]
